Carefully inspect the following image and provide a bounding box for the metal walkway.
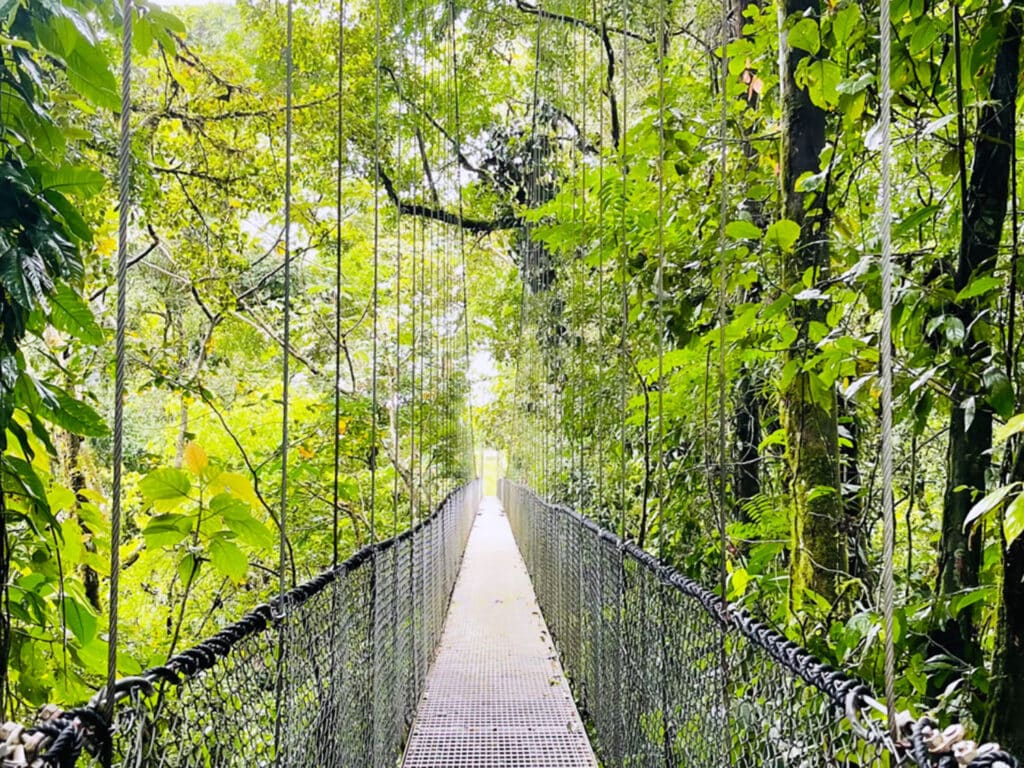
[403,496,597,768]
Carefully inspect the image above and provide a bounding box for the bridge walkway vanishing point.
[402,496,597,768]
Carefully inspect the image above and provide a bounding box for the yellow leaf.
[183,442,208,476]
[95,236,116,257]
[215,471,260,509]
[297,445,314,460]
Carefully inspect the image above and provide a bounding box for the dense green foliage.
[3,0,1024,753]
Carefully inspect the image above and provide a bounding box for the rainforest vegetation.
[3,0,1024,753]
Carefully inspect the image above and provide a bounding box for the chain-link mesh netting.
[23,481,479,768]
[500,480,1019,768]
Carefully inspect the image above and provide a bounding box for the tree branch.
[601,19,622,150]
[377,165,521,232]
[383,65,494,183]
[513,0,653,43]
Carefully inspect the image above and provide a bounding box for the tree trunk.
[734,370,762,512]
[62,433,101,611]
[839,395,869,588]
[938,2,1021,670]
[977,3,1024,748]
[779,0,845,609]
[732,0,765,518]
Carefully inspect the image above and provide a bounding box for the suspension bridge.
[5,0,1022,760]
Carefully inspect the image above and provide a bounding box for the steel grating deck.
[402,496,597,768]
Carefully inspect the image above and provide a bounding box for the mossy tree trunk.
[973,3,1024,749]
[779,0,846,609]
[937,2,1021,679]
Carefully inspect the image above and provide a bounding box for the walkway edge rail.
[9,480,480,768]
[500,479,1019,768]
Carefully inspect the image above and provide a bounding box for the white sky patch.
[469,349,498,407]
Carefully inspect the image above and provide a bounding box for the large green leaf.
[62,595,97,645]
[789,18,820,54]
[725,220,762,241]
[831,3,861,46]
[48,283,103,344]
[32,12,118,111]
[140,468,192,505]
[1007,495,1024,545]
[142,513,193,548]
[43,189,92,243]
[36,384,108,437]
[40,165,106,198]
[955,275,1001,302]
[766,220,801,253]
[209,534,248,583]
[964,482,1019,531]
[211,494,273,550]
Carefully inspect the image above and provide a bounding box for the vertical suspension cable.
[527,2,543,492]
[273,0,295,760]
[877,0,898,737]
[574,5,585,513]
[332,0,345,568]
[716,0,732,758]
[392,0,404,539]
[595,0,606,513]
[278,0,295,603]
[655,0,666,557]
[370,0,382,543]
[617,0,628,540]
[448,0,474,475]
[107,0,132,726]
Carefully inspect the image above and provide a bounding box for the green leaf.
[139,469,192,505]
[894,205,939,238]
[789,18,820,54]
[142,513,193,548]
[64,44,119,111]
[986,370,1015,420]
[995,413,1024,444]
[48,283,103,344]
[40,165,105,198]
[798,59,842,109]
[955,275,1002,302]
[832,4,861,46]
[43,190,92,242]
[3,454,55,526]
[766,220,801,253]
[62,595,97,645]
[209,535,248,583]
[943,316,965,345]
[952,586,995,619]
[177,551,200,585]
[909,17,940,55]
[1007,494,1024,544]
[148,8,187,35]
[210,493,273,549]
[964,482,1019,531]
[24,381,108,437]
[725,220,762,240]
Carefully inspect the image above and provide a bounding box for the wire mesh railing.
[500,480,1019,768]
[13,480,479,768]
